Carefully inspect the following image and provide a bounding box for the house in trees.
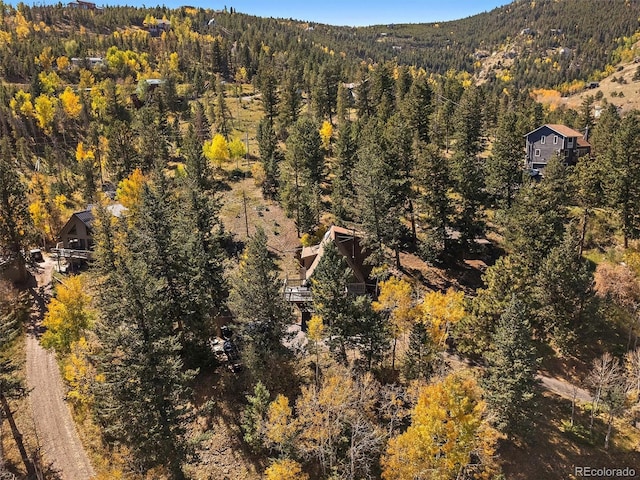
[144,18,171,37]
[67,0,102,11]
[300,225,371,289]
[524,124,591,172]
[284,226,372,323]
[58,204,126,252]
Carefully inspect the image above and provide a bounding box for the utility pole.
[242,190,249,237]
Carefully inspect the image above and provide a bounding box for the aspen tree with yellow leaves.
[382,373,499,480]
[42,275,93,354]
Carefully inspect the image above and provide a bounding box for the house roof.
[65,203,127,229]
[303,225,366,282]
[524,124,592,147]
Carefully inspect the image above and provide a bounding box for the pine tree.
[483,297,540,439]
[403,321,435,381]
[414,142,452,261]
[229,228,291,382]
[401,75,432,144]
[534,227,594,349]
[502,157,568,266]
[311,242,353,363]
[485,109,522,208]
[0,138,30,282]
[282,116,323,236]
[451,85,485,248]
[604,110,640,248]
[92,206,194,480]
[257,117,282,199]
[0,281,32,475]
[256,65,279,123]
[353,124,406,268]
[351,295,388,370]
[330,121,358,224]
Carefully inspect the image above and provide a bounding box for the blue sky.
[98,0,514,27]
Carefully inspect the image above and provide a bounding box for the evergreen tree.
[451,85,485,248]
[257,117,282,199]
[351,295,388,370]
[483,297,540,439]
[401,75,432,144]
[414,142,452,261]
[371,61,396,121]
[278,69,302,133]
[353,123,406,268]
[502,156,568,266]
[604,110,640,248]
[0,281,32,475]
[403,321,435,381]
[229,228,291,382]
[534,227,594,349]
[485,109,522,208]
[256,65,279,123]
[281,116,323,236]
[0,138,30,281]
[311,242,353,363]
[214,76,231,140]
[93,206,194,480]
[330,121,358,224]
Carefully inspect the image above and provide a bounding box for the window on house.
[541,136,546,144]
[553,135,558,144]
[567,138,574,147]
[535,149,541,157]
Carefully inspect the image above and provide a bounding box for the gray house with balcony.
[524,124,591,172]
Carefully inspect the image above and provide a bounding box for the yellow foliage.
[168,51,180,75]
[373,277,416,336]
[264,459,308,480]
[10,90,34,117]
[251,162,266,188]
[203,134,230,169]
[76,142,95,164]
[36,46,55,71]
[63,337,95,416]
[56,55,70,71]
[300,225,327,247]
[116,168,145,212]
[228,137,247,160]
[382,373,499,480]
[29,201,51,237]
[42,276,92,354]
[418,289,464,347]
[34,95,57,134]
[38,71,62,94]
[307,315,325,343]
[265,394,296,448]
[14,11,31,39]
[319,120,333,150]
[78,69,95,89]
[90,87,107,118]
[0,31,11,45]
[60,87,82,119]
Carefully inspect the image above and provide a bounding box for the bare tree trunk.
[604,411,614,449]
[0,393,34,476]
[391,337,397,371]
[579,207,589,258]
[571,384,578,427]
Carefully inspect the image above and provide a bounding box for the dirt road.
[26,257,95,480]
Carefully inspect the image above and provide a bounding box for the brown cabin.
[58,204,127,251]
[300,225,371,288]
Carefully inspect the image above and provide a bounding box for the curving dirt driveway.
[26,256,95,480]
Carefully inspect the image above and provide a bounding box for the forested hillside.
[1,1,640,479]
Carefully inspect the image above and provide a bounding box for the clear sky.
[98,0,514,27]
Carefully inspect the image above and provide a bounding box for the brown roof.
[548,124,592,147]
